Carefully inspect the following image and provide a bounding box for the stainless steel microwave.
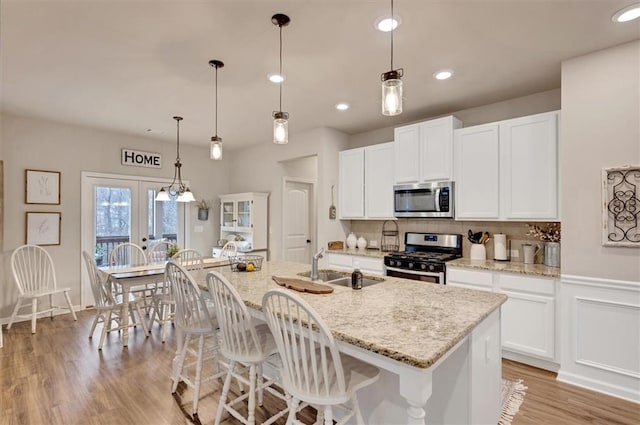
[393,181,454,218]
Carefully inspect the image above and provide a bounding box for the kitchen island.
[194,261,507,425]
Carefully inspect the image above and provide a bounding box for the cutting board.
[271,276,334,294]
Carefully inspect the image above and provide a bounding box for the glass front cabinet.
[219,192,269,252]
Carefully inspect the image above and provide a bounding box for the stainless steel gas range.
[383,232,463,284]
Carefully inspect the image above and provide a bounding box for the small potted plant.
[526,223,561,267]
[196,199,210,221]
[94,245,106,266]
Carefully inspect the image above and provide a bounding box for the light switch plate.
[194,225,204,233]
[510,249,519,258]
[369,240,379,248]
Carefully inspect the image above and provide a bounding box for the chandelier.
[155,116,195,202]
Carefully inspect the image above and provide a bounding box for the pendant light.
[209,59,224,160]
[156,116,195,202]
[272,13,290,144]
[381,0,403,116]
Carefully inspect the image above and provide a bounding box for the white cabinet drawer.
[498,273,555,296]
[326,253,353,268]
[447,267,493,289]
[353,256,384,275]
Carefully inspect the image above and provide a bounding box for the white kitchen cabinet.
[394,116,462,184]
[447,266,558,369]
[497,273,556,362]
[339,148,365,218]
[446,267,493,292]
[501,112,558,219]
[454,124,500,219]
[454,111,559,221]
[339,142,395,219]
[325,252,384,276]
[219,192,269,251]
[365,142,395,218]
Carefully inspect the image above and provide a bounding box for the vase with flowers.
[526,223,561,267]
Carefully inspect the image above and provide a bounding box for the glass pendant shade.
[382,75,403,116]
[273,111,289,144]
[155,188,171,202]
[177,189,195,203]
[210,136,222,160]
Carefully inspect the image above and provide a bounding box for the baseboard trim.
[557,370,640,404]
[502,350,559,372]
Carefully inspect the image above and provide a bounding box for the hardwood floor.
[1,311,638,424]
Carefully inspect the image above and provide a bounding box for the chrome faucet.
[310,248,325,281]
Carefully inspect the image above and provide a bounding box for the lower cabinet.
[447,267,558,370]
[325,253,384,276]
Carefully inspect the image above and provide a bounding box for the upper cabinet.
[455,124,501,219]
[219,192,269,250]
[394,116,462,183]
[339,142,395,219]
[454,111,559,221]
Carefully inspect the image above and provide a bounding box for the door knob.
[142,237,147,242]
[306,239,311,244]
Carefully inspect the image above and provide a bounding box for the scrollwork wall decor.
[602,166,640,247]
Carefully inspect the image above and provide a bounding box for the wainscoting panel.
[558,275,640,403]
[576,297,640,378]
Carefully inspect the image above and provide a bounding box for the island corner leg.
[399,367,433,425]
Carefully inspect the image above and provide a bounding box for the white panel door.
[283,181,311,263]
[420,116,461,181]
[338,148,365,218]
[365,142,395,218]
[501,112,558,219]
[454,124,500,219]
[394,124,420,183]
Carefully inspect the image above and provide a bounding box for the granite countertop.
[448,258,560,278]
[194,261,506,369]
[326,248,388,258]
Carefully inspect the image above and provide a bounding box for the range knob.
[428,264,435,272]
[421,264,427,270]
[408,262,414,269]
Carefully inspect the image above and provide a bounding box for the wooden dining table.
[98,257,229,347]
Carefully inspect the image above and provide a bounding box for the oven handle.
[386,266,442,278]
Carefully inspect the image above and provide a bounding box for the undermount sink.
[297,269,384,288]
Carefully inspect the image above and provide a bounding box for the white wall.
[0,113,229,318]
[561,41,640,282]
[348,88,561,149]
[226,127,349,261]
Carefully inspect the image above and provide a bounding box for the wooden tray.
[271,276,334,294]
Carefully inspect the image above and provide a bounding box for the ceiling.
[1,1,639,151]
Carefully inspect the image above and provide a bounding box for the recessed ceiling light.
[612,3,640,22]
[335,102,350,111]
[267,73,285,83]
[433,70,454,80]
[375,16,400,32]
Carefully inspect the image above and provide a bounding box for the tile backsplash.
[348,219,559,264]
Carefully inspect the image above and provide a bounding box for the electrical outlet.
[510,249,519,258]
[369,240,379,248]
[194,225,204,233]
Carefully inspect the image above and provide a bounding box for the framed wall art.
[25,169,60,205]
[602,165,640,247]
[26,212,61,246]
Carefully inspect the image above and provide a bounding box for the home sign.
[121,149,162,169]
